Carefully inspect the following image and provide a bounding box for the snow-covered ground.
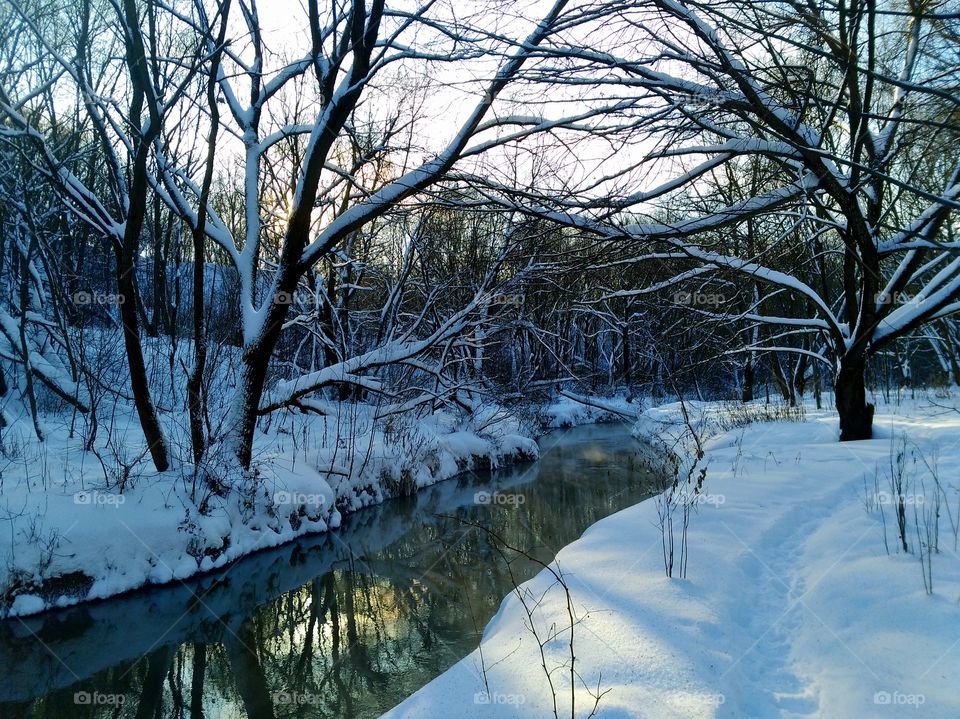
[538,391,645,428]
[384,396,960,718]
[0,401,538,617]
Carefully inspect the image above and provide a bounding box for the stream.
[0,422,664,718]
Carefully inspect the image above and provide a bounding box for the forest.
[0,0,959,716]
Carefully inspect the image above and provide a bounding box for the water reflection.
[0,423,661,718]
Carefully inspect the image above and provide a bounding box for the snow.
[9,594,45,615]
[540,392,643,428]
[0,398,539,618]
[384,397,960,718]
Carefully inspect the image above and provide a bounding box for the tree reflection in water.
[1,423,662,719]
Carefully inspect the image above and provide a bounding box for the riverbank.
[0,393,644,618]
[0,401,544,617]
[1,422,656,711]
[384,396,960,718]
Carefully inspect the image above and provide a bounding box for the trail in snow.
[384,399,960,718]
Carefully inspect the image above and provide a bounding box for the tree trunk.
[769,353,792,403]
[938,321,960,386]
[835,354,874,441]
[621,323,632,388]
[813,359,822,409]
[741,354,754,402]
[232,279,296,468]
[115,0,169,472]
[793,352,808,398]
[187,227,208,464]
[150,194,170,337]
[188,23,227,465]
[116,244,169,471]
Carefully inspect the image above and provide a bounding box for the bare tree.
[0,0,216,468]
[5,0,657,474]
[485,0,960,439]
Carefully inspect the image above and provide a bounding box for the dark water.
[0,423,662,719]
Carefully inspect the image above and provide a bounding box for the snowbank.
[0,402,538,618]
[632,398,806,458]
[384,399,960,718]
[539,392,644,428]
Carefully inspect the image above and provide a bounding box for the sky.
[215,0,661,204]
